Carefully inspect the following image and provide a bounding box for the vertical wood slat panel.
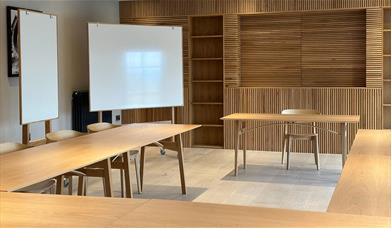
[119,0,391,18]
[119,17,191,146]
[366,8,384,88]
[223,14,241,87]
[224,87,383,153]
[240,10,367,87]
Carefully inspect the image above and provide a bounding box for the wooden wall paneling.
[120,0,391,18]
[301,10,366,87]
[385,8,391,129]
[224,87,382,153]
[240,10,366,87]
[240,13,302,87]
[120,16,191,146]
[223,14,241,87]
[366,8,384,88]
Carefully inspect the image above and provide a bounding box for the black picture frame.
[6,6,41,77]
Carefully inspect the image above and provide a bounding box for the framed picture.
[6,6,41,77]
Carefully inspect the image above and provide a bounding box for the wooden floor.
[78,147,342,212]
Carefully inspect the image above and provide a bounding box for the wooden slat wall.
[223,15,241,87]
[120,17,191,146]
[224,87,383,153]
[366,8,384,88]
[240,10,366,87]
[240,13,302,87]
[120,0,391,18]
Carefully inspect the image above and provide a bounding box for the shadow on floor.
[223,164,340,187]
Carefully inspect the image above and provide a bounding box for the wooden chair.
[0,142,56,194]
[281,109,320,170]
[46,130,87,196]
[87,122,141,197]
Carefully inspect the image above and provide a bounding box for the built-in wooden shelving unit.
[384,9,391,129]
[190,16,224,148]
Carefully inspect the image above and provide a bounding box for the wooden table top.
[0,123,200,192]
[328,130,391,217]
[1,192,390,227]
[221,113,360,123]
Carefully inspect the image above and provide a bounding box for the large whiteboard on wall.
[88,23,183,111]
[19,10,58,124]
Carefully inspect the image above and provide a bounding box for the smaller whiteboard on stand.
[18,10,59,124]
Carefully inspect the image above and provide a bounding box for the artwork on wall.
[6,6,41,77]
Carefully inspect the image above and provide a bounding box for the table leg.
[243,122,247,169]
[234,120,240,176]
[102,158,113,197]
[175,134,186,195]
[55,175,64,194]
[140,146,145,193]
[340,122,348,167]
[122,151,133,198]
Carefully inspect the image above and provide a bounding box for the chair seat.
[285,133,317,140]
[17,179,56,194]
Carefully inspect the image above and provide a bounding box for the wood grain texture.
[223,14,241,87]
[328,130,391,217]
[366,8,383,88]
[1,192,390,227]
[224,87,383,153]
[119,0,391,18]
[240,10,366,87]
[0,124,200,192]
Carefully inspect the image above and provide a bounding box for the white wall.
[0,1,119,143]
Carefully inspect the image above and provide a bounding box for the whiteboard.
[19,10,58,124]
[88,23,183,111]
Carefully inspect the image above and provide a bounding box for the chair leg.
[133,154,142,194]
[286,137,292,170]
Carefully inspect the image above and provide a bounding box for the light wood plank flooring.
[76,147,341,212]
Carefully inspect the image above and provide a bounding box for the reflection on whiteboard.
[88,23,183,111]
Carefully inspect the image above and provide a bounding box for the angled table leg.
[101,158,113,197]
[55,175,64,194]
[340,122,348,167]
[234,120,240,176]
[175,134,186,195]
[242,122,247,169]
[122,151,133,198]
[140,146,146,193]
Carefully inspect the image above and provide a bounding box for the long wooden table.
[1,192,390,227]
[221,113,360,175]
[0,123,200,196]
[328,130,391,217]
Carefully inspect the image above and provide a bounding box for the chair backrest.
[87,122,117,133]
[281,109,320,115]
[46,130,83,143]
[0,142,29,155]
[281,109,320,134]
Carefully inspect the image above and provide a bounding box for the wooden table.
[1,192,390,227]
[0,123,200,196]
[221,113,360,175]
[328,130,391,217]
